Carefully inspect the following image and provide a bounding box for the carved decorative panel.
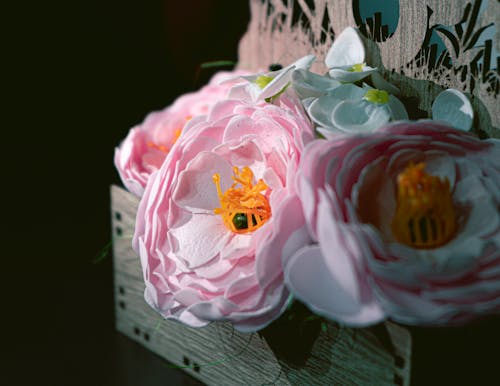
[238,0,499,137]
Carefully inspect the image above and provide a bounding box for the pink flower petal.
[173,152,233,213]
[285,245,385,326]
[169,213,230,269]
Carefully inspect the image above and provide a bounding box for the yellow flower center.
[348,63,365,72]
[391,162,456,248]
[212,166,271,234]
[364,89,389,104]
[255,75,274,89]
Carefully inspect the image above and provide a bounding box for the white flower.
[325,27,400,95]
[325,27,377,83]
[307,83,408,138]
[432,89,473,131]
[233,55,316,102]
[291,68,341,99]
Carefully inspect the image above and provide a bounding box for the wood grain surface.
[111,185,411,386]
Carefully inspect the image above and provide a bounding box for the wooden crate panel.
[111,185,411,386]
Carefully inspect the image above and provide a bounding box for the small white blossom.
[432,89,473,131]
[325,27,377,83]
[307,83,408,138]
[238,55,316,102]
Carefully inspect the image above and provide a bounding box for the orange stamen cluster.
[391,162,456,248]
[212,166,271,234]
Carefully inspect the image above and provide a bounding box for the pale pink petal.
[285,245,385,326]
[256,195,311,288]
[173,152,233,213]
[169,213,230,269]
[134,93,314,330]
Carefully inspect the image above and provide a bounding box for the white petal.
[328,66,376,83]
[284,245,384,326]
[432,89,473,131]
[291,69,340,98]
[329,83,367,99]
[227,83,252,100]
[301,96,316,110]
[239,74,264,82]
[259,66,295,100]
[307,84,366,128]
[325,27,365,68]
[331,100,391,133]
[307,95,341,128]
[387,95,409,120]
[169,214,230,269]
[316,125,347,139]
[370,72,401,95]
[292,54,316,70]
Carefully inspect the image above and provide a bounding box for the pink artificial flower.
[279,121,500,326]
[133,94,314,331]
[114,70,248,197]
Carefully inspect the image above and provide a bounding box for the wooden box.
[111,185,412,385]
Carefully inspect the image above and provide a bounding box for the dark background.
[4,1,248,385]
[3,1,499,385]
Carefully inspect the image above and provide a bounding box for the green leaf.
[200,60,236,69]
[92,241,112,264]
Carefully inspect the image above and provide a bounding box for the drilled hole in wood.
[394,374,403,386]
[395,355,405,368]
[183,356,190,366]
[115,212,122,221]
[134,327,140,335]
[193,363,200,373]
[119,301,126,310]
[144,332,150,341]
[115,226,123,237]
[119,286,125,295]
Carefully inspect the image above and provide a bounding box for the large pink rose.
[279,121,500,326]
[133,94,314,331]
[114,70,248,197]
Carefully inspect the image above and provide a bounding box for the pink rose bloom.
[133,95,314,331]
[279,121,500,326]
[114,70,248,197]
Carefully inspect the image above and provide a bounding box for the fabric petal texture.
[241,55,316,102]
[328,65,377,83]
[307,83,407,136]
[114,70,249,197]
[325,27,365,68]
[432,88,473,131]
[280,121,500,326]
[133,93,314,331]
[291,69,341,98]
